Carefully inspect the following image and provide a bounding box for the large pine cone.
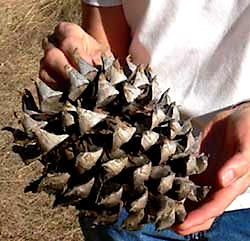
[4,53,210,231]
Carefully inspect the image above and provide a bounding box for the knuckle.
[203,223,212,231]
[60,36,74,49]
[44,48,58,62]
[55,21,69,35]
[209,206,222,218]
[242,153,250,166]
[214,208,224,217]
[39,70,58,90]
[60,36,80,53]
[39,69,47,81]
[56,22,81,38]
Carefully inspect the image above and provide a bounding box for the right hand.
[39,22,108,91]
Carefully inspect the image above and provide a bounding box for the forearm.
[81,3,131,62]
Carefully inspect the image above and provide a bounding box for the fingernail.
[222,169,235,186]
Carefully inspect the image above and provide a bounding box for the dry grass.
[0,0,85,240]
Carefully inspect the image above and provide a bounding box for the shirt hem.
[82,0,122,7]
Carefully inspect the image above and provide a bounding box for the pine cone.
[4,54,210,231]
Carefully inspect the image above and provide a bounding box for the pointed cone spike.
[99,186,123,207]
[123,83,141,103]
[156,207,175,230]
[169,178,193,201]
[175,202,187,224]
[102,157,128,181]
[36,81,64,113]
[122,209,144,231]
[124,55,137,77]
[126,155,149,168]
[168,102,180,121]
[101,52,115,70]
[186,154,208,175]
[96,74,119,106]
[38,173,70,194]
[160,139,177,164]
[185,132,195,152]
[109,60,127,85]
[109,148,126,159]
[151,108,166,130]
[62,110,75,128]
[130,189,148,213]
[72,50,97,77]
[141,131,159,151]
[196,153,209,174]
[22,113,47,133]
[155,196,176,230]
[188,185,211,202]
[65,65,89,101]
[34,128,69,153]
[112,122,136,151]
[150,166,172,179]
[75,148,103,174]
[172,104,180,121]
[151,77,162,101]
[157,88,171,107]
[133,162,152,191]
[180,119,193,135]
[186,133,201,153]
[169,120,182,139]
[66,177,95,199]
[64,101,77,112]
[77,107,107,134]
[96,201,123,226]
[22,89,40,115]
[133,65,150,87]
[158,173,175,194]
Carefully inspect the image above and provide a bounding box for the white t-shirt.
[83,0,250,211]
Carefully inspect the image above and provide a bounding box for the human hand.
[39,22,109,90]
[174,103,250,235]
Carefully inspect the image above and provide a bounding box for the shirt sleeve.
[82,0,122,7]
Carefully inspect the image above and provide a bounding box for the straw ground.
[0,0,85,240]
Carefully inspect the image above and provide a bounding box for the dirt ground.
[0,1,86,240]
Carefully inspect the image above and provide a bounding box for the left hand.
[174,103,250,235]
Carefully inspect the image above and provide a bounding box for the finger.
[39,68,58,90]
[55,22,105,65]
[39,66,69,91]
[42,37,55,53]
[177,171,250,230]
[42,46,70,83]
[219,152,250,187]
[59,36,94,65]
[55,22,99,64]
[219,107,250,187]
[55,22,86,41]
[59,34,109,67]
[174,218,215,235]
[40,54,69,91]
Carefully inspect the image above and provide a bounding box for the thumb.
[219,151,250,187]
